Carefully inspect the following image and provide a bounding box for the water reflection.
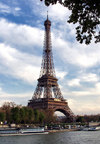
[0,131,100,144]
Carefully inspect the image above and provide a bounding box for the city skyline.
[0,0,100,115]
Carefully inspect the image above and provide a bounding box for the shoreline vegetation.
[0,102,59,125]
[0,102,100,130]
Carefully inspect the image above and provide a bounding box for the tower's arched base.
[28,98,75,122]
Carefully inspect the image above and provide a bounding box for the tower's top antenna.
[44,11,51,26]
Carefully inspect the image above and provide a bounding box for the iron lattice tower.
[32,15,63,100]
[28,15,75,122]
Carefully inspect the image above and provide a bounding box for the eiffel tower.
[28,14,75,122]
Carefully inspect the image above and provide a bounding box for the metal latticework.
[40,16,56,78]
[31,15,64,100]
[28,15,76,122]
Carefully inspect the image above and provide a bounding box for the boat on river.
[78,126,100,131]
[0,127,49,136]
[88,126,100,131]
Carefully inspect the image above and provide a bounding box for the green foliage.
[76,116,85,123]
[40,0,100,44]
[83,115,100,122]
[76,114,100,123]
[28,109,34,119]
[0,112,5,122]
[1,102,16,123]
[39,112,45,123]
[20,108,25,123]
[34,109,39,123]
[22,107,29,123]
[28,109,34,123]
[43,109,57,123]
[11,107,20,124]
[1,102,57,124]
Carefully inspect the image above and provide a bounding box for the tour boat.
[20,127,48,134]
[0,127,49,136]
[88,126,100,131]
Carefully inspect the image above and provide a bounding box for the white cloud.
[79,73,99,82]
[0,18,44,48]
[0,2,21,16]
[0,2,10,14]
[0,43,68,85]
[63,83,100,98]
[0,87,32,106]
[68,98,100,115]
[14,7,21,11]
[0,43,41,84]
[47,3,71,22]
[67,79,80,86]
[53,36,100,68]
[66,72,99,87]
[56,70,67,79]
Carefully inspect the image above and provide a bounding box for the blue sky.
[0,0,100,115]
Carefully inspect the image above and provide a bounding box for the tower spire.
[47,11,48,20]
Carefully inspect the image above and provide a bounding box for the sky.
[0,0,100,115]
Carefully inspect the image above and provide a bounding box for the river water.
[0,131,100,144]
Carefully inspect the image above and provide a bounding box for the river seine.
[0,131,100,144]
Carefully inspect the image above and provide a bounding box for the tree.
[40,0,100,44]
[34,109,39,123]
[28,109,34,123]
[1,102,16,123]
[10,107,20,124]
[76,116,85,123]
[39,112,45,123]
[23,107,29,123]
[0,112,5,122]
[43,109,57,123]
[20,108,25,123]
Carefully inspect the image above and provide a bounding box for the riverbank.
[48,128,78,133]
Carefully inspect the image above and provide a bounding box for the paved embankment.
[48,129,78,133]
